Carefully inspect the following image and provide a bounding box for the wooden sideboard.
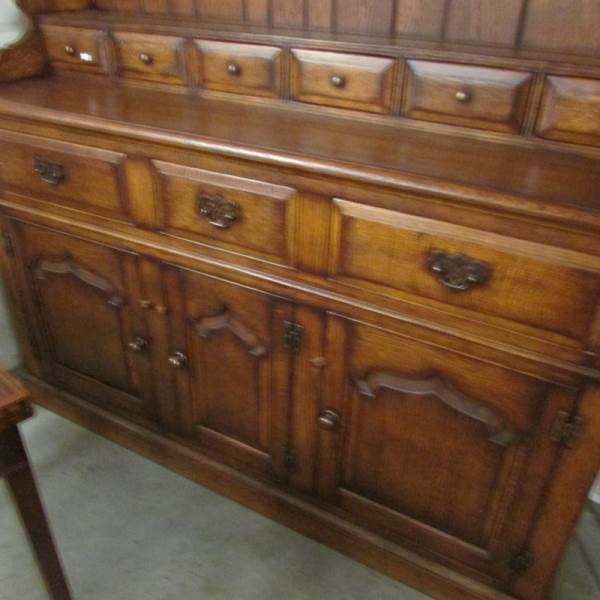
[1,2,600,599]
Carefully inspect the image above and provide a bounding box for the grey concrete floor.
[1,407,599,600]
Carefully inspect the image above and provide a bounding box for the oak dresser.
[1,2,600,599]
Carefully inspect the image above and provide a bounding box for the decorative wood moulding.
[0,30,45,82]
[32,256,126,307]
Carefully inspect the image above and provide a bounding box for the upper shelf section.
[61,0,600,59]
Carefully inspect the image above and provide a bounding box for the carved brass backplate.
[33,157,65,186]
[428,250,491,291]
[197,193,240,229]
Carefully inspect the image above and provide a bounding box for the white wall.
[0,0,28,47]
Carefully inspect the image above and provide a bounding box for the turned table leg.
[1,426,72,600]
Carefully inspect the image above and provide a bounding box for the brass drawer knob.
[330,75,346,88]
[168,351,188,369]
[428,250,491,291]
[198,193,241,229]
[318,409,340,431]
[455,90,471,103]
[139,53,153,65]
[128,336,149,353]
[64,45,76,56]
[227,62,241,76]
[34,158,65,186]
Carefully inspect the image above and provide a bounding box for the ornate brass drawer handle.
[34,158,65,186]
[428,250,491,291]
[197,193,241,229]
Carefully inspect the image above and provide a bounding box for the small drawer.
[153,160,296,265]
[536,76,600,147]
[290,49,396,113]
[194,40,282,98]
[113,32,187,85]
[402,61,533,133]
[41,25,108,73]
[0,131,129,221]
[330,199,600,341]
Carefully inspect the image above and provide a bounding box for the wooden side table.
[0,371,72,600]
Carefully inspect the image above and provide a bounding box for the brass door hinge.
[509,546,534,575]
[283,447,297,473]
[283,321,303,354]
[551,411,584,448]
[1,230,14,257]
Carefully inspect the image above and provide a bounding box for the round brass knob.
[64,45,76,56]
[455,90,471,103]
[139,53,153,65]
[318,409,340,431]
[227,62,241,76]
[168,351,188,369]
[128,337,149,353]
[330,75,346,88]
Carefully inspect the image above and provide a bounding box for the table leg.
[1,426,72,600]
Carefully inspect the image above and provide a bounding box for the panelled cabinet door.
[317,315,578,584]
[163,265,294,481]
[13,222,156,422]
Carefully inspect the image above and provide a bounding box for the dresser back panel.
[88,0,600,57]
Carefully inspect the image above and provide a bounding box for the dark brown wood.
[1,3,600,600]
[0,371,72,600]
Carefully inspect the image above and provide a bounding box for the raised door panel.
[163,265,294,481]
[317,315,576,581]
[15,222,156,422]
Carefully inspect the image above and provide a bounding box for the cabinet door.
[163,265,294,481]
[317,314,577,583]
[13,222,156,422]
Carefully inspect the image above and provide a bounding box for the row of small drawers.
[1,128,598,350]
[42,25,600,143]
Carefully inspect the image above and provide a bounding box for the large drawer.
[290,49,396,113]
[0,131,130,221]
[536,76,600,147]
[329,199,600,340]
[402,61,533,133]
[152,160,296,265]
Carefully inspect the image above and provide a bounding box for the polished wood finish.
[2,3,600,600]
[0,370,72,600]
[402,61,533,133]
[536,76,600,146]
[290,49,396,113]
[194,40,282,97]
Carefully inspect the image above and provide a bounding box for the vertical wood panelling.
[335,0,395,35]
[272,0,304,29]
[394,0,446,39]
[307,0,333,31]
[196,0,244,22]
[169,0,196,17]
[445,0,525,46]
[523,0,600,55]
[245,0,270,25]
[141,0,168,14]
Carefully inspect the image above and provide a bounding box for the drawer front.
[194,41,282,97]
[536,76,600,146]
[113,32,187,85]
[153,161,295,264]
[330,199,600,340]
[290,49,396,113]
[402,61,533,132]
[0,131,129,220]
[41,25,108,73]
